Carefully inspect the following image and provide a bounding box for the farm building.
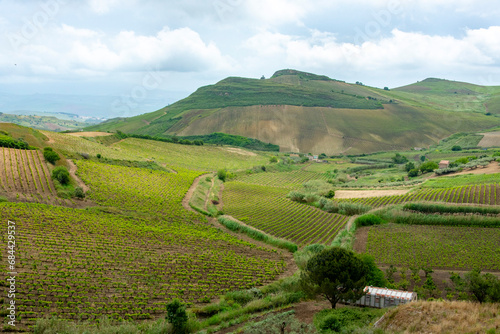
[439,160,450,169]
[355,286,417,308]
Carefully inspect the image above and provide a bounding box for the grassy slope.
[86,71,500,155]
[0,113,89,132]
[0,123,49,148]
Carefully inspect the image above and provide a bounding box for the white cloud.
[88,0,121,14]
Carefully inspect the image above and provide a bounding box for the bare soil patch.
[67,159,90,192]
[67,131,114,137]
[221,147,257,156]
[335,189,410,199]
[353,226,369,253]
[182,174,204,213]
[478,131,500,147]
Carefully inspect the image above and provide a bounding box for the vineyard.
[365,224,500,270]
[0,203,286,329]
[236,169,331,189]
[0,147,73,206]
[222,182,349,246]
[337,183,500,207]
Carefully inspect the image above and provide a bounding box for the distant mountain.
[86,70,500,155]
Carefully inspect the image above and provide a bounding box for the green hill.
[86,70,500,155]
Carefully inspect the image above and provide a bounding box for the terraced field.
[0,147,73,206]
[222,182,349,246]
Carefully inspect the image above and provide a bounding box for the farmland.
[0,147,73,207]
[365,224,500,270]
[0,203,286,328]
[222,182,349,246]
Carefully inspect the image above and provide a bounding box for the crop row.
[236,170,331,189]
[0,203,287,327]
[0,147,72,206]
[337,183,500,207]
[222,182,349,246]
[365,224,500,270]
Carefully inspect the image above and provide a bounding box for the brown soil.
[352,226,369,253]
[220,147,257,156]
[67,159,90,192]
[335,189,410,199]
[478,131,500,147]
[182,174,204,213]
[67,131,114,137]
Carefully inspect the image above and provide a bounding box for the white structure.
[355,286,417,308]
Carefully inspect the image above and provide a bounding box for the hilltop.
[86,70,500,155]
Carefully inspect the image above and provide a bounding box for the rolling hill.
[86,70,500,155]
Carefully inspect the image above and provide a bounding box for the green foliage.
[52,166,70,185]
[0,134,33,149]
[325,189,335,199]
[182,133,278,152]
[403,203,500,216]
[294,244,326,270]
[405,161,415,172]
[419,161,439,173]
[43,147,60,164]
[355,214,386,227]
[300,247,369,308]
[74,187,85,199]
[166,299,188,334]
[392,211,500,228]
[269,156,278,163]
[314,305,386,333]
[241,310,317,334]
[358,254,388,287]
[218,217,298,252]
[217,169,227,182]
[465,270,500,303]
[451,145,462,151]
[392,153,408,164]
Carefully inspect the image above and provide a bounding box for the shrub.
[43,147,60,164]
[96,153,102,159]
[420,161,439,173]
[451,145,462,151]
[318,197,329,209]
[74,187,85,199]
[269,156,278,163]
[287,191,306,203]
[52,166,70,185]
[304,194,319,203]
[338,202,371,216]
[355,214,385,227]
[408,168,419,177]
[217,169,227,182]
[165,299,188,334]
[325,189,335,199]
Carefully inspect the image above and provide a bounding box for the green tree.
[269,156,278,163]
[420,155,426,162]
[74,187,85,199]
[166,299,188,334]
[217,169,227,182]
[392,153,408,164]
[420,161,439,173]
[43,147,60,164]
[405,161,415,172]
[299,247,369,308]
[408,169,419,177]
[465,269,500,303]
[451,145,462,151]
[52,166,70,185]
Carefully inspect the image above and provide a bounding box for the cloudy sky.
[1,0,500,117]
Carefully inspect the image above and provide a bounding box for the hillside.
[86,70,500,155]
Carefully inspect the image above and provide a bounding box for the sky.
[1,0,500,117]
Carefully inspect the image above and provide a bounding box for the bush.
[43,147,60,164]
[408,168,419,177]
[420,161,439,173]
[355,214,385,227]
[74,187,85,199]
[325,189,335,199]
[287,191,306,203]
[451,145,462,151]
[217,169,227,182]
[166,299,188,334]
[52,166,70,185]
[304,194,319,203]
[269,156,278,163]
[338,202,371,216]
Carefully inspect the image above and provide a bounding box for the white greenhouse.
[355,286,417,308]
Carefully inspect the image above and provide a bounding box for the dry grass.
[378,300,500,334]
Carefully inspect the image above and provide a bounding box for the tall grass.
[392,211,500,227]
[404,202,500,216]
[218,217,298,253]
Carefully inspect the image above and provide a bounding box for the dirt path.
[67,132,113,137]
[204,176,215,211]
[335,189,410,199]
[67,160,89,192]
[182,174,205,213]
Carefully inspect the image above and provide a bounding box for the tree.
[451,145,462,151]
[269,156,278,163]
[217,169,227,182]
[384,87,390,91]
[408,168,419,177]
[52,166,70,185]
[420,161,439,173]
[465,269,500,303]
[299,247,369,308]
[420,155,426,162]
[74,187,85,199]
[43,147,60,164]
[166,299,188,334]
[392,153,408,164]
[405,161,415,172]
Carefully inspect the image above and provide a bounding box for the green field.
[222,182,349,246]
[365,224,500,270]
